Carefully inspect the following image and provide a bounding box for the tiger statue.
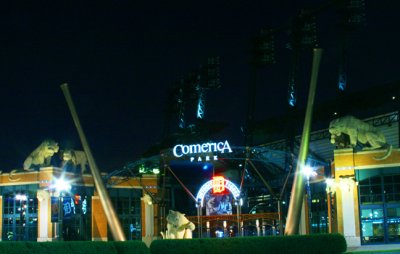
[329,115,392,160]
[23,139,60,170]
[160,210,195,239]
[61,149,89,174]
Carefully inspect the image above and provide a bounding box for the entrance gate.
[187,212,280,237]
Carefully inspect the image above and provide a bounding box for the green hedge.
[150,234,347,254]
[113,241,150,254]
[0,242,30,254]
[0,241,149,254]
[0,235,345,254]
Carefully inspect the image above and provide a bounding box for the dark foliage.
[150,234,347,254]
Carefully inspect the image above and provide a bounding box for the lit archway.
[195,178,241,207]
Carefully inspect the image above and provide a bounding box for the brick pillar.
[91,196,107,241]
[333,148,361,247]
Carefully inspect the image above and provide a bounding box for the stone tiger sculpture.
[160,210,195,239]
[23,139,60,170]
[62,149,89,174]
[9,139,60,181]
[329,115,392,160]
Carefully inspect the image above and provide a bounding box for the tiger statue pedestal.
[160,210,195,239]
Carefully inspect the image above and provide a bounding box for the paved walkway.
[347,244,400,253]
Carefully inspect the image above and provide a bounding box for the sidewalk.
[347,244,400,253]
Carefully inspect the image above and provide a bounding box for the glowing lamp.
[15,194,27,201]
[325,178,336,194]
[302,165,316,179]
[53,177,71,193]
[325,178,334,186]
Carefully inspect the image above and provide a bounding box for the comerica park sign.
[172,140,232,162]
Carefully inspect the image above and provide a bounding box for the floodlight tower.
[286,11,317,107]
[165,57,220,135]
[252,28,275,66]
[246,28,276,146]
[170,77,195,131]
[177,81,186,129]
[162,79,191,140]
[337,0,366,92]
[195,57,221,120]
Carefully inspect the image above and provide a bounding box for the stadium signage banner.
[172,140,232,162]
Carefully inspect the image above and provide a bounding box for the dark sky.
[1,0,399,172]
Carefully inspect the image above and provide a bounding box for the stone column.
[37,189,52,241]
[254,219,259,236]
[338,178,360,247]
[141,194,154,247]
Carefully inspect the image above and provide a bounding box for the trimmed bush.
[38,241,74,254]
[67,241,118,254]
[0,240,149,254]
[150,234,347,254]
[0,235,346,254]
[113,241,150,254]
[0,242,30,254]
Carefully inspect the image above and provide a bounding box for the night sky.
[1,1,399,172]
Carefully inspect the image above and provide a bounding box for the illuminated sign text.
[173,140,232,162]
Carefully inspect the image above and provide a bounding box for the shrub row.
[0,234,346,254]
[150,234,347,254]
[0,241,149,254]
